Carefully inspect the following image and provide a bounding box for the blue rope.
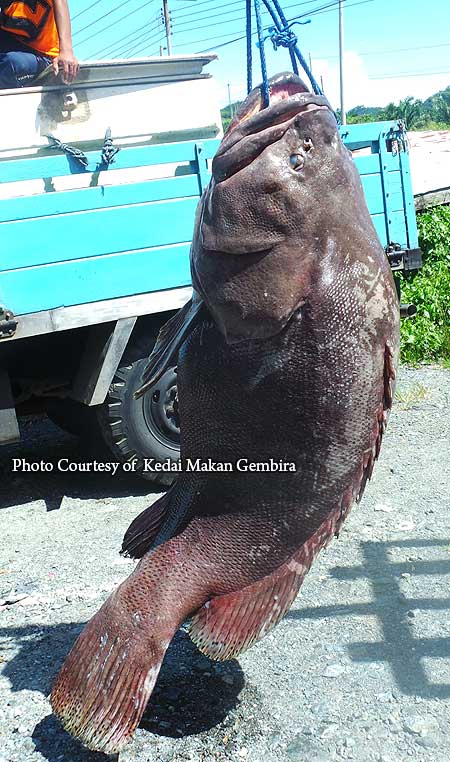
[246,0,324,109]
[293,43,322,95]
[246,0,253,93]
[271,0,322,95]
[254,0,270,107]
[262,21,310,52]
[268,0,299,73]
[260,0,281,34]
[261,0,298,74]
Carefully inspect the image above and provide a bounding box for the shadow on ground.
[0,415,160,512]
[33,715,113,762]
[0,622,244,762]
[287,537,450,700]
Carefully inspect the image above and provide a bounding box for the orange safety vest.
[0,1,59,57]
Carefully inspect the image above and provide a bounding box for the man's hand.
[53,50,79,84]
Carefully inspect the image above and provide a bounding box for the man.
[0,0,79,89]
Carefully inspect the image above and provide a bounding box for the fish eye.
[289,153,305,171]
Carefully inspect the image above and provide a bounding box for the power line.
[173,0,341,35]
[72,0,107,22]
[123,40,165,58]
[121,34,166,58]
[99,30,160,59]
[173,0,326,22]
[288,0,362,24]
[114,28,165,58]
[173,0,364,42]
[90,18,161,58]
[171,0,232,21]
[90,18,160,56]
[174,0,370,51]
[173,12,246,36]
[75,0,156,47]
[369,69,450,80]
[197,33,250,53]
[315,41,450,60]
[73,0,143,37]
[173,3,250,31]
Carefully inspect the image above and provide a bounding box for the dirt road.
[0,366,449,762]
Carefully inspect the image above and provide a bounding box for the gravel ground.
[0,365,449,762]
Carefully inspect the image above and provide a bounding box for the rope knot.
[45,134,88,169]
[267,24,297,51]
[101,127,120,167]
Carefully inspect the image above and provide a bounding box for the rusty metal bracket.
[0,306,18,339]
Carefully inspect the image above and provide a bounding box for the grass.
[400,206,450,365]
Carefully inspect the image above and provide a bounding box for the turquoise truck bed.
[340,121,419,256]
[0,139,217,318]
[0,121,420,328]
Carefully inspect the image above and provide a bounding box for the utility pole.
[163,0,172,55]
[227,83,233,118]
[338,0,346,125]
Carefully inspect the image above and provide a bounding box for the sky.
[70,0,450,110]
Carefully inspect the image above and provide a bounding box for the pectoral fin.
[134,292,206,399]
[121,490,173,559]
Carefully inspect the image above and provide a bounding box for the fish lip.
[226,71,315,133]
[213,101,331,183]
[219,92,332,152]
[213,73,334,181]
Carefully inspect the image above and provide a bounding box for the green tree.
[435,88,450,123]
[381,96,425,129]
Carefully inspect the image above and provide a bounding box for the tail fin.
[51,589,172,753]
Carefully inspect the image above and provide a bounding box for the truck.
[0,56,422,486]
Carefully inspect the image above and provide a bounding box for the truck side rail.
[0,138,220,320]
[340,122,421,272]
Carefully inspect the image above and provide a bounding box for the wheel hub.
[143,367,180,447]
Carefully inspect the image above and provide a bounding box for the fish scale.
[51,72,399,753]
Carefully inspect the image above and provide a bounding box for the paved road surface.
[0,366,449,762]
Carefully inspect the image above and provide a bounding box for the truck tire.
[97,335,180,486]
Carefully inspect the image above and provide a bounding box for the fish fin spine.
[354,341,396,505]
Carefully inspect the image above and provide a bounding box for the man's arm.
[52,0,79,84]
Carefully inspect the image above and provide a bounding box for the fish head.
[205,73,342,252]
[192,73,384,342]
[202,73,338,254]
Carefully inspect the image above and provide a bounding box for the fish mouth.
[213,72,332,182]
[226,71,314,132]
